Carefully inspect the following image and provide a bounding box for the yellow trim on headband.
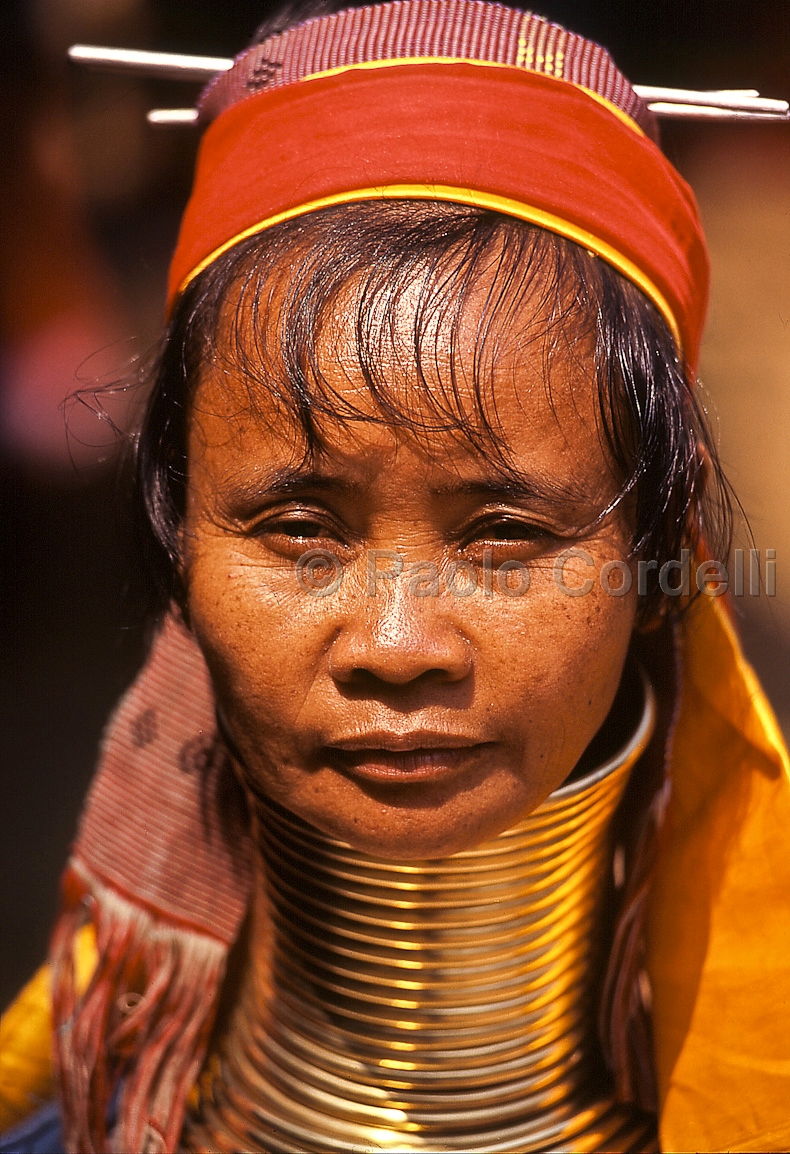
[178,185,681,349]
[298,57,647,139]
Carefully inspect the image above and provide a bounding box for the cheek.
[185,543,334,737]
[544,587,635,714]
[471,557,637,761]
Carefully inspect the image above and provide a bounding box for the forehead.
[189,245,616,497]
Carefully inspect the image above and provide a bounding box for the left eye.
[470,519,553,543]
[270,518,327,539]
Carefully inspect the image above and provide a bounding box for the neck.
[184,676,656,1153]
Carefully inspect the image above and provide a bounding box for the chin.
[246,751,564,862]
[283,784,537,862]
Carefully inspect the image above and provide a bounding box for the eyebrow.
[223,467,362,506]
[431,476,590,509]
[263,468,361,496]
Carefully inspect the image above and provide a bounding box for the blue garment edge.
[0,1102,64,1154]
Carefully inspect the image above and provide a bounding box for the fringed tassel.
[50,862,227,1154]
[599,778,671,1112]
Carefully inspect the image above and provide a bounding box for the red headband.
[169,1,709,368]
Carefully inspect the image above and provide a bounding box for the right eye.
[265,517,330,540]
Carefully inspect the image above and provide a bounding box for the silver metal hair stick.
[147,109,199,124]
[68,44,790,124]
[68,44,232,81]
[633,86,788,115]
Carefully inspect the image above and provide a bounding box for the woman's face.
[183,269,638,859]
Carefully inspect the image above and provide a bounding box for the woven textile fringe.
[50,863,227,1154]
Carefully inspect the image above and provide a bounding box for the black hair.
[135,197,730,622]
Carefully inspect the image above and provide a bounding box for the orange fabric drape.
[647,597,790,1152]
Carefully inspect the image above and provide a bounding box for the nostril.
[339,663,468,690]
[328,630,472,687]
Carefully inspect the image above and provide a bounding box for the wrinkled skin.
[183,273,638,861]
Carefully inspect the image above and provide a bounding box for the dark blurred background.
[2,0,789,1007]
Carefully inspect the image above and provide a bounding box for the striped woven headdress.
[198,1,658,134]
[170,0,708,365]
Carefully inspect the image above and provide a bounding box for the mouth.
[324,732,491,784]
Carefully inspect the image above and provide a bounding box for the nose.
[328,574,472,687]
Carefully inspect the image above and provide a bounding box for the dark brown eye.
[272,518,327,539]
[474,519,553,543]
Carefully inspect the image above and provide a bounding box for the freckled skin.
[183,276,637,861]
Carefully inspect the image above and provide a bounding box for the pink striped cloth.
[199,0,656,139]
[51,618,252,1154]
[70,616,250,942]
